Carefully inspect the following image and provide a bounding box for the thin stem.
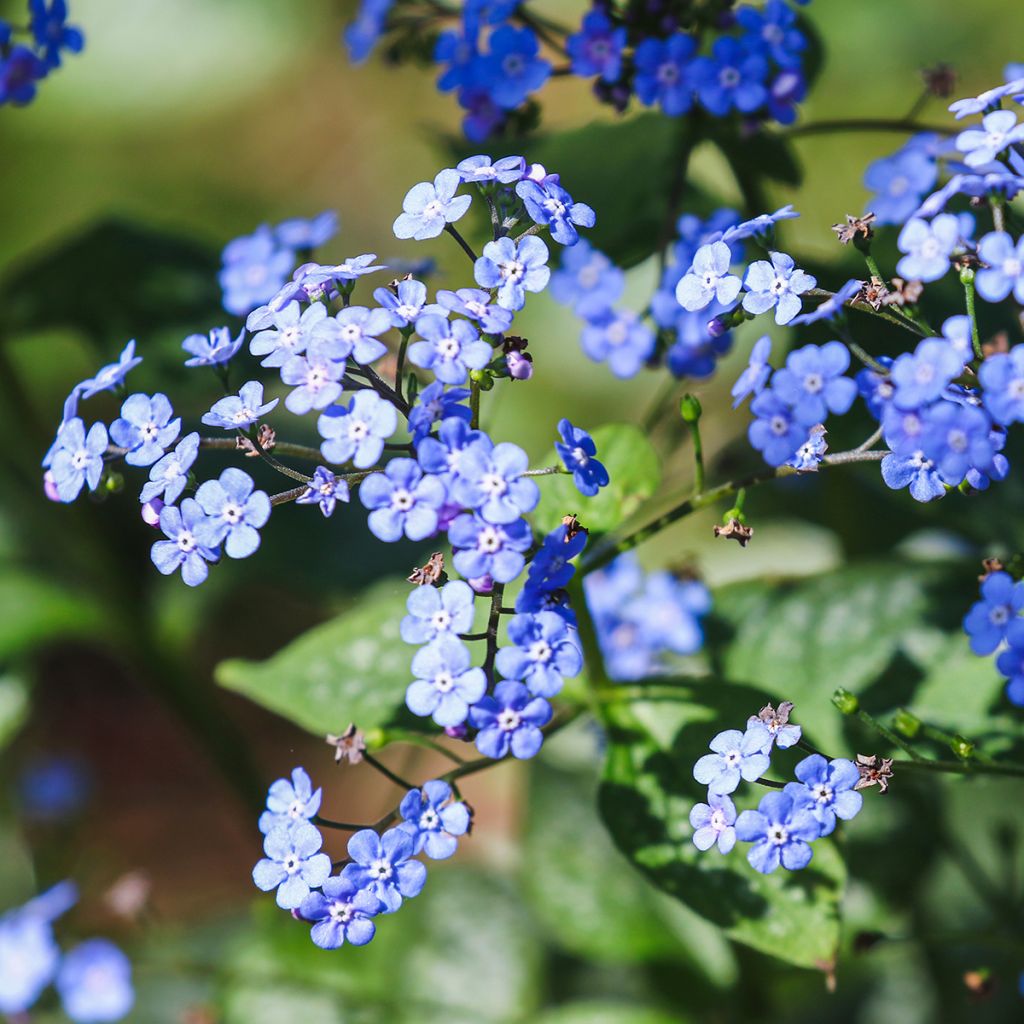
[482,582,506,680]
[685,414,705,495]
[485,193,502,239]
[857,708,927,762]
[362,752,418,791]
[395,330,411,397]
[199,436,323,463]
[312,816,367,831]
[658,125,694,274]
[855,426,884,452]
[786,118,956,139]
[384,732,467,765]
[893,758,1024,779]
[807,287,927,337]
[754,777,786,790]
[919,723,999,767]
[963,274,984,360]
[522,465,567,478]
[444,223,478,262]
[992,197,1006,233]
[460,632,489,641]
[270,484,308,506]
[470,379,481,429]
[511,223,544,244]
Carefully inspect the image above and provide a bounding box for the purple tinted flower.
[689,793,737,854]
[515,176,596,247]
[735,790,820,873]
[449,513,532,583]
[470,679,552,759]
[436,287,513,333]
[359,458,447,542]
[580,307,656,378]
[393,169,472,241]
[890,337,963,409]
[406,636,486,727]
[150,498,218,586]
[567,9,625,82]
[980,346,1024,425]
[299,875,380,949]
[719,204,799,245]
[140,431,199,505]
[0,45,47,105]
[194,467,271,559]
[276,210,339,249]
[788,423,828,471]
[252,821,331,910]
[201,381,279,430]
[258,767,322,835]
[29,1,85,68]
[975,231,1024,303]
[342,827,426,913]
[896,214,963,283]
[182,326,245,368]
[731,335,773,408]
[318,391,397,468]
[692,36,769,116]
[495,611,582,698]
[693,725,771,795]
[956,109,1024,168]
[416,416,492,482]
[318,253,387,282]
[766,68,806,124]
[408,315,492,384]
[48,418,107,503]
[344,0,393,63]
[110,393,180,467]
[742,251,816,325]
[374,279,445,328]
[633,33,697,116]
[920,400,997,484]
[964,570,1024,655]
[474,235,551,311]
[296,466,350,517]
[555,418,608,497]
[549,240,624,318]
[736,0,805,67]
[748,389,806,466]
[452,441,539,524]
[949,77,1024,119]
[56,939,133,1024]
[771,341,856,426]
[398,780,470,860]
[996,620,1024,705]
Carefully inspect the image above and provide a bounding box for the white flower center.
[430,610,452,631]
[528,639,552,663]
[423,199,445,219]
[478,526,502,553]
[480,471,507,497]
[434,671,455,693]
[498,709,521,731]
[803,372,823,394]
[768,825,789,845]
[223,502,243,525]
[391,488,414,511]
[500,259,525,282]
[419,808,439,830]
[370,858,392,881]
[177,530,196,553]
[348,419,369,441]
[606,320,628,346]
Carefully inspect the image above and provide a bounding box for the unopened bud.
[680,394,702,423]
[893,708,920,738]
[469,369,494,391]
[832,688,859,715]
[950,734,974,760]
[104,472,124,495]
[505,350,533,380]
[362,727,386,751]
[960,266,975,285]
[707,316,729,338]
[468,574,494,595]
[141,499,164,527]
[445,724,468,740]
[43,471,61,503]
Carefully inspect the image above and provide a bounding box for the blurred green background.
[2,1,1024,1021]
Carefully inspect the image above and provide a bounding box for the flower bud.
[893,708,920,738]
[141,499,164,528]
[444,724,468,740]
[362,727,386,751]
[505,350,533,380]
[469,574,494,595]
[707,316,729,339]
[43,471,61,503]
[960,266,975,285]
[680,394,702,423]
[950,734,974,761]
[832,688,859,715]
[469,368,494,391]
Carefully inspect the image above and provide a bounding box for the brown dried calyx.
[326,723,366,765]
[408,551,446,586]
[853,753,894,794]
[713,518,753,547]
[561,513,588,542]
[237,424,276,456]
[832,212,876,245]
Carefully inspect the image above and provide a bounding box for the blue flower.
[416,416,491,483]
[692,37,769,116]
[515,176,596,247]
[980,345,1024,425]
[182,326,245,368]
[495,611,582,698]
[996,620,1024,705]
[663,305,733,380]
[29,1,85,68]
[890,337,963,410]
[318,391,397,468]
[880,450,946,502]
[721,205,799,245]
[554,419,608,497]
[920,400,998,485]
[747,704,802,751]
[435,27,478,93]
[976,231,1024,303]
[956,110,1024,168]
[471,679,552,759]
[249,301,338,368]
[771,341,856,426]
[864,143,938,225]
[408,315,492,384]
[633,33,697,116]
[56,940,133,1024]
[280,342,346,415]
[139,432,199,505]
[949,77,1024,119]
[48,418,107,503]
[343,827,427,912]
[0,45,47,105]
[300,875,380,949]
[748,389,807,467]
[567,9,625,82]
[201,381,279,430]
[374,279,445,328]
[399,780,470,860]
[735,791,820,873]
[110,393,180,467]
[474,235,550,311]
[456,154,526,184]
[401,580,475,646]
[393,169,472,240]
[359,458,447,542]
[317,253,387,282]
[220,224,295,317]
[549,240,624,318]
[252,821,332,910]
[435,287,513,334]
[913,171,1024,220]
[481,26,550,109]
[731,335,773,408]
[344,0,393,63]
[258,767,322,835]
[449,513,532,583]
[742,252,816,325]
[790,279,862,326]
[76,341,143,401]
[676,241,742,312]
[406,635,486,726]
[580,307,656,379]
[194,467,271,559]
[788,423,828,471]
[451,441,539,524]
[689,793,737,854]
[963,570,1024,655]
[151,498,219,586]
[736,0,805,67]
[785,755,863,837]
[896,214,963,283]
[408,382,472,442]
[693,725,771,795]
[516,522,587,620]
[330,306,392,365]
[766,68,807,125]
[296,466,350,517]
[276,210,339,249]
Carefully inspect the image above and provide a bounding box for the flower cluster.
[690,703,863,873]
[963,569,1024,706]
[343,0,816,140]
[0,882,133,1022]
[584,553,711,681]
[0,1,83,107]
[252,768,469,949]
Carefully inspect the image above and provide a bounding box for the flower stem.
[444,223,478,262]
[361,752,418,791]
[963,273,984,360]
[786,118,956,139]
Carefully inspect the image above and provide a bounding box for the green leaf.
[534,1004,689,1024]
[532,423,661,535]
[709,124,803,188]
[223,986,344,1024]
[0,674,30,750]
[215,580,414,736]
[599,682,846,970]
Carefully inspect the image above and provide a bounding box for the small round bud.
[707,316,729,339]
[893,708,920,738]
[469,369,494,391]
[505,351,533,380]
[959,266,975,285]
[950,734,974,760]
[141,499,164,528]
[362,727,386,751]
[832,688,859,715]
[468,574,494,595]
[104,472,124,495]
[444,724,468,740]
[680,394,702,423]
[43,471,61,503]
